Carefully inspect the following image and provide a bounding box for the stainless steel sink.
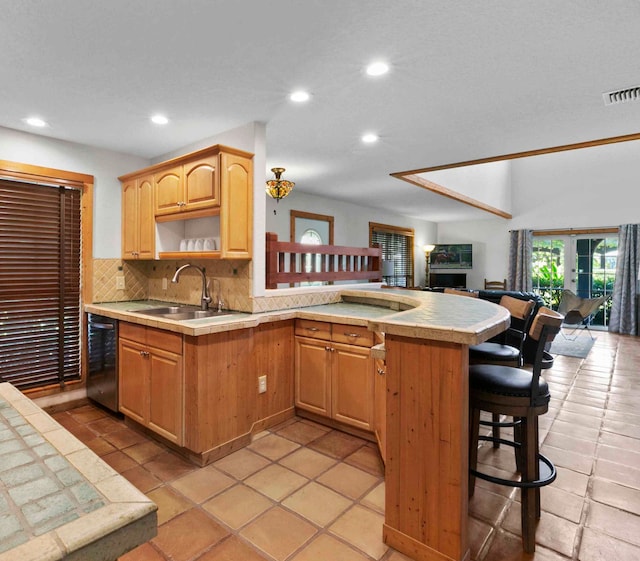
[129,306,232,320]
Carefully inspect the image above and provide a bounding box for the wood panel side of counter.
[383,334,470,561]
[183,321,295,464]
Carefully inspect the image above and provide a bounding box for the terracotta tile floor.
[51,330,640,561]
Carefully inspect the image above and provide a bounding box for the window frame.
[0,160,93,397]
[369,222,415,287]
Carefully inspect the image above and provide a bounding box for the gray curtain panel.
[609,224,639,335]
[507,229,533,292]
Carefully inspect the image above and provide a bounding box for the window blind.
[0,179,82,390]
[370,223,414,287]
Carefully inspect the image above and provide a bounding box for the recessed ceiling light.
[362,133,379,144]
[366,61,389,76]
[24,117,48,128]
[151,114,169,125]
[289,91,310,103]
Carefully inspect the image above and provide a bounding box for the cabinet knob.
[139,350,150,358]
[325,346,334,352]
[377,367,386,376]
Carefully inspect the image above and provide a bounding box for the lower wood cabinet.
[119,322,184,445]
[295,320,374,431]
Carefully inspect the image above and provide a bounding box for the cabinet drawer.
[119,322,183,354]
[332,324,374,347]
[119,322,147,344]
[295,319,331,341]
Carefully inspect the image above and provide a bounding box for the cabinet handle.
[344,332,360,338]
[307,327,319,332]
[377,367,386,376]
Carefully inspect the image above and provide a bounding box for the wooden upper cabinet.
[154,156,220,218]
[220,151,253,259]
[154,165,184,216]
[119,144,253,260]
[122,174,154,259]
[184,156,220,209]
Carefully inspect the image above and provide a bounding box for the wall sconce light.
[265,167,295,202]
[423,244,435,287]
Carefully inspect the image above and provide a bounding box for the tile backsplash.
[92,258,252,312]
[92,259,345,314]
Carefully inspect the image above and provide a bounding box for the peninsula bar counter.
[87,288,510,561]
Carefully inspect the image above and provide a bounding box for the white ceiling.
[3,1,640,222]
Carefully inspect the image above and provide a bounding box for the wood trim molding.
[290,209,335,244]
[390,132,640,220]
[391,132,640,177]
[399,174,512,220]
[0,160,93,186]
[532,227,618,237]
[369,221,415,238]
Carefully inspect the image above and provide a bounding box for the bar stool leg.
[513,416,523,472]
[520,415,538,554]
[491,413,500,447]
[533,416,542,519]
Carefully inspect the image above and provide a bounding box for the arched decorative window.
[300,228,323,285]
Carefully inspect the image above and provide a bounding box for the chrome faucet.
[171,264,211,310]
[211,277,224,312]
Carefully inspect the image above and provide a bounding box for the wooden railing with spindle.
[265,232,382,289]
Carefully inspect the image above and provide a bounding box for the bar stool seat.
[470,364,549,406]
[469,307,563,553]
[470,343,520,363]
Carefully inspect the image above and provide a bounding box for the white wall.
[419,159,512,214]
[436,139,640,287]
[0,126,149,258]
[265,190,438,287]
[436,218,510,290]
[510,140,640,230]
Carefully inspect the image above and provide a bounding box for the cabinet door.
[295,337,331,416]
[219,151,252,258]
[154,165,183,216]
[121,179,139,259]
[148,348,183,445]
[331,343,374,431]
[374,358,386,462]
[184,156,219,210]
[118,338,148,424]
[137,175,155,259]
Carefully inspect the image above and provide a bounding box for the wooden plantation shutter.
[0,179,82,389]
[369,222,414,287]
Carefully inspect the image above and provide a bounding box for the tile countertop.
[85,288,509,345]
[0,383,157,561]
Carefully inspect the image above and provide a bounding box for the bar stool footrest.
[471,452,556,489]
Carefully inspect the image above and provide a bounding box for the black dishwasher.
[87,314,119,413]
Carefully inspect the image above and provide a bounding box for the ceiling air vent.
[603,86,640,106]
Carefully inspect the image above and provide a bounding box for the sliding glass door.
[532,234,616,328]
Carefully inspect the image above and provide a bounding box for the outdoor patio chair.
[557,289,608,340]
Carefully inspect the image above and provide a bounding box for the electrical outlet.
[258,375,267,394]
[162,278,168,290]
[116,275,125,290]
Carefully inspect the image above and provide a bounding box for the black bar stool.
[468,307,563,553]
[469,295,536,449]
